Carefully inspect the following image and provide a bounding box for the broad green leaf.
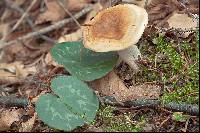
[36,94,84,131]
[50,41,118,81]
[36,76,99,131]
[51,76,99,122]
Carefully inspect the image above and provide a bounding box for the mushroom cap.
[82,4,148,52]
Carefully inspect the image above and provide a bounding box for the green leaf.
[50,42,118,81]
[172,112,187,122]
[36,94,84,131]
[36,76,99,131]
[51,76,99,122]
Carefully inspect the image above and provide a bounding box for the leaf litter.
[89,70,161,102]
[0,108,23,131]
[0,0,199,132]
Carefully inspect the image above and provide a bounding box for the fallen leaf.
[35,0,66,24]
[0,61,37,84]
[0,109,23,131]
[58,29,82,43]
[0,43,26,63]
[35,0,91,24]
[122,0,152,8]
[44,52,62,67]
[147,0,181,26]
[89,71,130,102]
[67,0,91,12]
[147,0,180,9]
[167,13,198,37]
[128,84,161,100]
[89,71,161,102]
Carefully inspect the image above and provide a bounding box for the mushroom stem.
[117,45,141,73]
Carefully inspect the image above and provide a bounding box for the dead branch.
[12,0,37,31]
[102,96,199,116]
[58,0,81,28]
[5,0,56,44]
[0,96,28,107]
[1,93,198,116]
[164,102,199,116]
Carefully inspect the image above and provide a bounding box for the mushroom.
[82,4,148,73]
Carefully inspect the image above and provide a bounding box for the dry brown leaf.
[0,43,26,63]
[58,29,82,43]
[35,0,91,24]
[167,13,198,37]
[89,71,161,102]
[122,0,152,8]
[147,0,179,9]
[89,71,130,102]
[35,0,66,24]
[67,0,91,12]
[0,108,23,131]
[167,13,198,29]
[0,61,36,84]
[127,84,161,100]
[147,0,181,26]
[148,4,174,23]
[44,52,62,67]
[19,113,36,132]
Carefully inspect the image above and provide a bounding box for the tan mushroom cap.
[82,4,148,52]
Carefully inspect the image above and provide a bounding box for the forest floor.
[0,0,199,132]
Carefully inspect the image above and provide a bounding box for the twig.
[164,102,199,116]
[159,116,171,128]
[40,0,45,12]
[0,96,28,107]
[123,99,160,108]
[144,0,149,9]
[95,91,105,106]
[12,0,37,31]
[26,53,45,67]
[182,117,190,132]
[5,0,56,44]
[0,5,93,49]
[57,0,81,28]
[102,97,199,116]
